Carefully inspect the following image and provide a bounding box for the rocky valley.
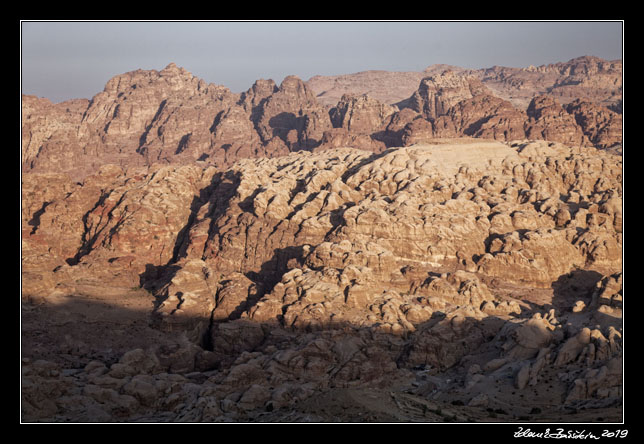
[21,56,622,423]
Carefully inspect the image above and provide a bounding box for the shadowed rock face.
[22,139,622,422]
[330,94,398,134]
[525,95,587,147]
[433,94,528,141]
[253,75,332,151]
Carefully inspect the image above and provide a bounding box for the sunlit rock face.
[22,137,622,422]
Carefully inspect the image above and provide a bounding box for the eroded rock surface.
[22,139,622,422]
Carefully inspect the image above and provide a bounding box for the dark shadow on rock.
[65,190,118,266]
[239,246,310,323]
[22,295,164,369]
[268,112,298,142]
[371,129,403,148]
[550,269,604,313]
[136,100,168,159]
[21,290,506,374]
[463,116,493,137]
[248,245,308,287]
[28,201,51,235]
[551,270,622,332]
[174,133,191,155]
[393,97,414,111]
[139,263,182,301]
[138,169,243,303]
[209,110,225,133]
[167,169,244,265]
[339,147,397,182]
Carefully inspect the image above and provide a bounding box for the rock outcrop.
[524,95,587,147]
[329,94,398,134]
[391,68,620,151]
[307,69,433,108]
[433,94,528,141]
[253,75,332,151]
[408,71,489,121]
[22,95,90,172]
[564,99,623,149]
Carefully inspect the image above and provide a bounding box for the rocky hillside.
[308,56,622,111]
[22,139,622,422]
[307,65,463,108]
[22,57,622,182]
[21,55,623,422]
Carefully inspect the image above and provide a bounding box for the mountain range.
[21,55,623,423]
[22,55,622,181]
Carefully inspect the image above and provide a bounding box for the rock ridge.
[23,57,621,181]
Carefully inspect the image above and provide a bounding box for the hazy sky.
[21,21,623,103]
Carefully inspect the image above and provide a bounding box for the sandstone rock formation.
[433,94,528,141]
[22,139,622,422]
[22,95,90,171]
[307,69,434,108]
[329,94,398,134]
[407,71,489,121]
[307,56,622,111]
[21,54,623,423]
[396,75,620,151]
[22,56,622,183]
[477,56,622,110]
[252,75,332,152]
[525,95,587,147]
[22,67,329,181]
[564,99,623,149]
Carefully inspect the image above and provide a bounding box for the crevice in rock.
[201,307,216,352]
[137,99,167,153]
[65,190,113,265]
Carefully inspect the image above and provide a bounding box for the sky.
[21,21,623,104]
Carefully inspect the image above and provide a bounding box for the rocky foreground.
[21,139,622,422]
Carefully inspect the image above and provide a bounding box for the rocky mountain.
[307,65,464,108]
[22,56,621,182]
[23,65,332,181]
[309,56,622,111]
[21,56,623,423]
[477,56,622,110]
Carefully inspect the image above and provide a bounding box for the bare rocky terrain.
[22,56,622,182]
[308,56,622,111]
[21,57,622,423]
